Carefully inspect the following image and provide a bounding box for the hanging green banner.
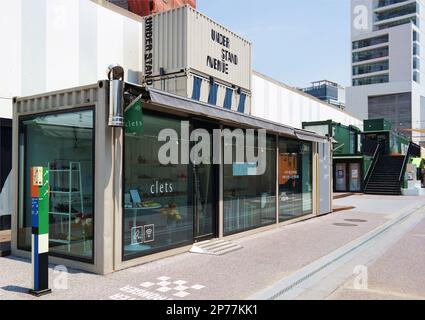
[125,97,144,134]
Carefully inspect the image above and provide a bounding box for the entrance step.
[190,240,243,256]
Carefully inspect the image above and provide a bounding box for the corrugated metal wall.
[14,84,100,115]
[143,6,252,91]
[147,7,188,75]
[186,7,252,91]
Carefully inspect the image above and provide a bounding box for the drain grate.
[251,205,424,300]
[345,219,367,223]
[333,223,358,227]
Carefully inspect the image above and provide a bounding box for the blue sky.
[197,0,351,88]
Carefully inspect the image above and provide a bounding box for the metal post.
[29,166,51,297]
[218,125,224,238]
[276,135,279,225]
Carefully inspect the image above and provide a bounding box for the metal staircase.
[364,142,421,196]
[364,155,405,195]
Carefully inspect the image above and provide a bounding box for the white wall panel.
[0,0,21,118]
[46,0,80,90]
[252,72,363,130]
[0,0,144,117]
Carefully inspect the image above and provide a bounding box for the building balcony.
[352,70,389,80]
[352,60,389,76]
[352,73,389,86]
[376,0,414,11]
[375,14,418,30]
[352,47,389,64]
[352,35,389,51]
[375,2,417,20]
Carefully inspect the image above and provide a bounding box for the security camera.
[107,64,125,81]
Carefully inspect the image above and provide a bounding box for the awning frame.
[124,82,330,144]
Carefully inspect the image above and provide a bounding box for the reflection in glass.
[279,139,312,221]
[19,110,94,260]
[335,163,347,192]
[349,163,361,192]
[192,127,216,239]
[223,135,276,235]
[123,113,192,259]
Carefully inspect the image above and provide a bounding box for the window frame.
[121,108,195,262]
[222,132,277,237]
[17,106,96,264]
[277,137,313,223]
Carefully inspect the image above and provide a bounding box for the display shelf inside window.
[48,160,93,253]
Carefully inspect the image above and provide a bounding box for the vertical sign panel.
[29,166,51,297]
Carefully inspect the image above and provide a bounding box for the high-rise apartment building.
[346,0,425,145]
[302,80,346,110]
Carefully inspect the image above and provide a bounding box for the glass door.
[349,163,361,192]
[377,134,388,154]
[191,122,217,241]
[335,163,347,192]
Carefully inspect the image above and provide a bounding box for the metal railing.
[399,142,421,183]
[364,143,382,189]
[377,0,410,9]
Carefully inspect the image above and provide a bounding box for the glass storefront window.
[223,135,276,235]
[278,139,312,222]
[19,109,94,261]
[123,113,192,260]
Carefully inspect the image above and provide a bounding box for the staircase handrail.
[399,142,420,183]
[364,142,382,189]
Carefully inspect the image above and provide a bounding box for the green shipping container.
[364,119,392,132]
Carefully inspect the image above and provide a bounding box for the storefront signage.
[207,29,239,75]
[125,98,144,134]
[144,225,155,243]
[131,226,144,245]
[131,225,155,245]
[145,16,154,86]
[142,7,251,90]
[150,181,174,195]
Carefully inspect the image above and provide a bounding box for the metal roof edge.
[141,85,329,142]
[13,82,103,103]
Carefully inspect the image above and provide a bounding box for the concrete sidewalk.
[328,213,425,300]
[1,195,425,300]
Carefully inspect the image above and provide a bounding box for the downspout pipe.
[107,64,125,127]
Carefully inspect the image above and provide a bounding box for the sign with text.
[29,166,51,297]
[143,6,252,91]
[125,98,144,134]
